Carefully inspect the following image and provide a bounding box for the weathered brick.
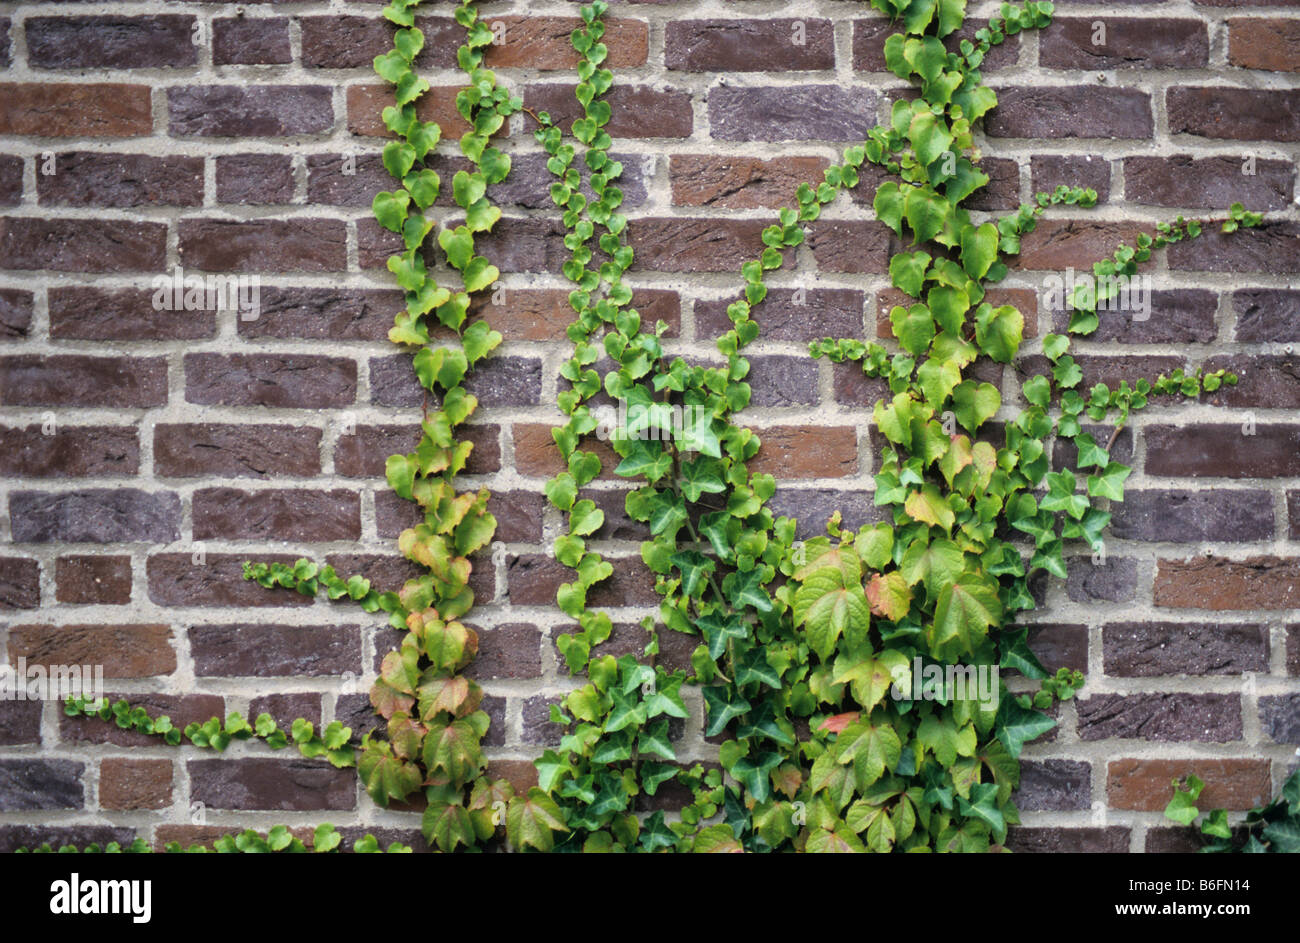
[807,220,893,274]
[1108,489,1274,542]
[1170,221,1300,274]
[27,15,196,68]
[10,489,180,543]
[513,422,619,480]
[61,693,223,747]
[1039,17,1208,69]
[0,155,23,206]
[1291,492,1300,540]
[1005,827,1130,853]
[628,218,786,273]
[1015,760,1091,811]
[1108,758,1270,811]
[1234,289,1300,342]
[347,84,471,139]
[1017,353,1185,394]
[667,19,833,71]
[1260,694,1300,744]
[1168,87,1300,141]
[369,353,541,409]
[1031,154,1111,203]
[1025,624,1088,674]
[464,624,543,681]
[215,153,295,204]
[1204,354,1300,408]
[1125,155,1292,209]
[49,287,216,341]
[337,423,500,477]
[0,760,83,811]
[0,18,8,70]
[1065,557,1137,603]
[238,286,401,341]
[670,155,831,209]
[0,217,166,271]
[190,623,361,677]
[185,353,356,408]
[440,216,567,274]
[985,87,1153,138]
[8,623,175,676]
[37,151,203,207]
[251,693,321,730]
[962,157,1022,211]
[0,425,138,478]
[485,16,647,70]
[1227,17,1300,71]
[708,86,879,142]
[1047,289,1218,344]
[766,488,880,540]
[1144,424,1300,478]
[1154,555,1300,610]
[525,84,692,139]
[0,557,40,610]
[746,355,820,407]
[0,701,42,745]
[147,553,312,608]
[168,86,334,137]
[0,826,135,854]
[749,426,858,478]
[1079,693,1242,742]
[178,218,346,272]
[192,487,361,541]
[0,83,153,137]
[0,289,33,339]
[300,15,395,68]
[189,758,355,811]
[1014,219,1145,270]
[696,288,864,342]
[213,16,292,65]
[853,19,1020,72]
[99,758,171,811]
[55,555,132,605]
[155,423,321,478]
[506,553,657,608]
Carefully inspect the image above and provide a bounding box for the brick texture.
[1,0,1297,855]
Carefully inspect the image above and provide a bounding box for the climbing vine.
[43,0,1279,853]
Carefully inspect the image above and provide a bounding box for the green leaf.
[960,222,999,280]
[951,381,1000,433]
[974,304,1023,363]
[890,250,931,298]
[930,573,1002,658]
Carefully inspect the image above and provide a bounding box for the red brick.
[1154,555,1300,610]
[1125,155,1292,209]
[670,154,831,208]
[667,19,833,71]
[0,557,40,610]
[0,83,153,137]
[55,555,132,605]
[985,87,1153,139]
[178,218,347,272]
[749,426,858,478]
[192,487,361,542]
[0,217,166,272]
[1168,87,1300,141]
[8,623,175,677]
[154,423,322,478]
[1228,17,1300,72]
[49,287,216,340]
[0,355,167,407]
[0,425,138,478]
[26,15,197,69]
[99,758,172,811]
[215,154,295,204]
[1108,758,1271,811]
[147,553,313,608]
[1145,424,1300,478]
[1039,18,1208,69]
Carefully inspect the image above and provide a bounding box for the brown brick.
[1108,758,1271,811]
[486,16,648,70]
[337,423,499,478]
[0,217,166,272]
[0,83,153,137]
[1228,17,1300,71]
[1144,424,1300,478]
[1040,18,1208,69]
[61,693,223,747]
[0,425,138,478]
[1155,555,1300,610]
[696,288,864,342]
[347,84,471,138]
[985,87,1153,139]
[369,353,541,408]
[464,624,542,681]
[0,760,84,811]
[190,623,361,677]
[26,15,196,68]
[852,19,1021,72]
[670,154,831,209]
[749,426,858,478]
[1168,221,1300,274]
[456,216,566,274]
[807,220,893,274]
[189,758,355,811]
[155,423,321,479]
[49,286,215,341]
[1259,694,1300,744]
[251,693,321,730]
[748,355,819,407]
[147,553,313,608]
[215,153,295,204]
[506,553,657,609]
[1031,154,1111,203]
[1078,693,1242,742]
[0,18,8,70]
[213,16,292,65]
[488,759,539,797]
[1204,354,1300,408]
[178,218,346,273]
[0,155,23,206]
[0,355,166,408]
[300,15,395,68]
[0,557,40,610]
[168,86,334,137]
[1047,288,1217,344]
[1005,827,1130,853]
[0,289,32,339]
[55,555,132,605]
[523,84,693,139]
[709,85,878,142]
[1024,624,1088,674]
[1108,490,1274,542]
[237,286,399,340]
[1235,289,1300,342]
[1125,155,1293,209]
[1015,760,1091,811]
[8,623,174,677]
[1014,219,1145,270]
[1168,86,1300,141]
[192,487,361,541]
[37,151,203,208]
[184,352,356,408]
[0,701,42,745]
[667,19,833,71]
[99,758,171,811]
[10,489,180,544]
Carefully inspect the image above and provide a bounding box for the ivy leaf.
[507,788,569,852]
[930,573,1002,658]
[908,112,953,169]
[1087,461,1131,501]
[974,304,1023,363]
[836,720,901,790]
[865,571,912,622]
[995,695,1056,758]
[702,686,751,737]
[373,190,410,233]
[792,566,871,660]
[899,537,965,596]
[951,380,1000,432]
[960,222,999,281]
[890,250,931,298]
[904,483,955,532]
[904,186,949,244]
[917,713,977,767]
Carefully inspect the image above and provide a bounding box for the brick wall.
[1,0,1297,853]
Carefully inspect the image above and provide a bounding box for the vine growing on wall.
[42,0,1282,854]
